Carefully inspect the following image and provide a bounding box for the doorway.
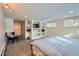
[14,20,25,39]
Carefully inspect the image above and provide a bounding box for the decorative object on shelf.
[27,37,30,40]
[41,29,45,32]
[27,28,31,32]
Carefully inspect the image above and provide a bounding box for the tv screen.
[33,24,40,28]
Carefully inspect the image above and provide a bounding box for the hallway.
[4,40,32,56]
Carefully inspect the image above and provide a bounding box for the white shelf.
[32,20,46,40]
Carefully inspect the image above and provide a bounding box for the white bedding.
[31,36,79,56]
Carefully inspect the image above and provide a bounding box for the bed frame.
[30,45,47,56]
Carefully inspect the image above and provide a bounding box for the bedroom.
[0,3,79,56]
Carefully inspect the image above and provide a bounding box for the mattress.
[31,36,79,56]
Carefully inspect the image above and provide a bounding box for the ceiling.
[2,3,79,21]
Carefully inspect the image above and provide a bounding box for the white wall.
[6,18,13,32]
[0,7,6,55]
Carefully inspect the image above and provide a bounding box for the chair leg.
[11,38,14,43]
[7,39,9,44]
[15,37,19,42]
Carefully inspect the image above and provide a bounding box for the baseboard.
[0,42,7,56]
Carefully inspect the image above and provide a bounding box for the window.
[47,22,56,28]
[64,19,79,27]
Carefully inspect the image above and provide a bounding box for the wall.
[46,18,79,39]
[6,18,13,32]
[0,7,6,55]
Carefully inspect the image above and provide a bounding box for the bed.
[30,36,79,56]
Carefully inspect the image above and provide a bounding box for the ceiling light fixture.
[24,15,27,18]
[69,10,74,14]
[1,4,13,12]
[5,5,9,8]
[9,9,12,12]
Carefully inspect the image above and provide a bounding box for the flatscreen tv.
[33,23,40,28]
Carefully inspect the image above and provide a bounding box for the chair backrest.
[5,32,15,38]
[11,32,15,35]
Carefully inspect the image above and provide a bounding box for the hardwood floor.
[4,39,32,56]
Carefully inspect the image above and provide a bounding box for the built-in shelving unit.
[25,20,31,39]
[32,20,46,40]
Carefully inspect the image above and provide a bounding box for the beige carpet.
[4,39,32,56]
